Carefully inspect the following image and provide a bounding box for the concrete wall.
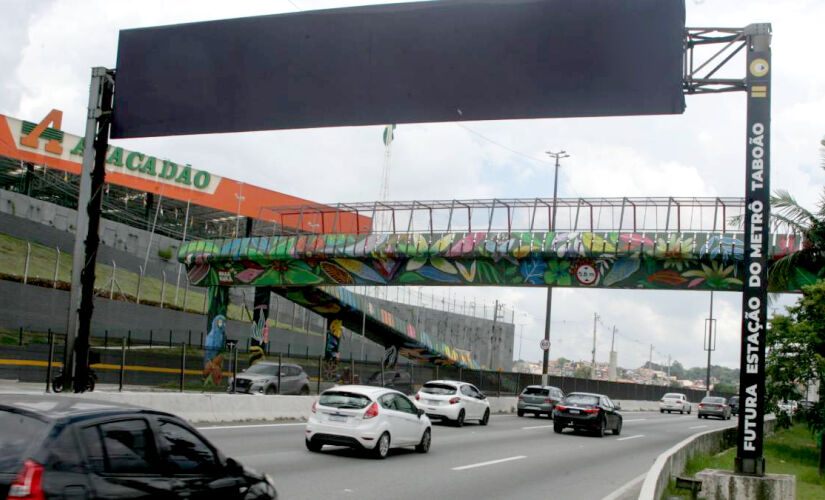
[36,391,660,424]
[639,416,778,500]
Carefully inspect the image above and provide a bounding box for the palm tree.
[769,137,825,289]
[734,136,825,290]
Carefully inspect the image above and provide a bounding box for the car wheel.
[680,410,684,414]
[726,414,731,420]
[613,419,622,436]
[265,385,277,395]
[596,417,606,438]
[52,377,64,393]
[373,432,390,459]
[415,428,431,453]
[554,421,564,434]
[480,409,490,426]
[299,385,310,395]
[455,409,465,428]
[688,407,692,414]
[305,438,322,452]
[517,409,525,417]
[660,409,664,413]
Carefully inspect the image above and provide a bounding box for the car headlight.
[251,379,270,387]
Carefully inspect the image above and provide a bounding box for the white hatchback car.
[306,385,432,459]
[659,392,692,414]
[414,380,491,427]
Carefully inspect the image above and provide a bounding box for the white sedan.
[306,385,432,459]
[414,380,491,427]
[659,392,692,414]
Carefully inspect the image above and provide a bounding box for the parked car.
[305,385,431,459]
[553,392,622,437]
[659,392,691,414]
[728,396,740,415]
[698,396,731,419]
[364,370,413,395]
[0,395,278,499]
[777,400,798,415]
[413,380,491,427]
[517,385,565,418]
[228,362,310,395]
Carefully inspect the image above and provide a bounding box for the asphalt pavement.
[199,411,736,500]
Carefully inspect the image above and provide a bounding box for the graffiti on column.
[249,287,270,365]
[203,314,226,386]
[325,319,343,361]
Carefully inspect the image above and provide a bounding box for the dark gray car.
[517,385,565,418]
[229,362,310,395]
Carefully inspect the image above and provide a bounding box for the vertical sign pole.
[735,23,772,476]
[65,67,114,392]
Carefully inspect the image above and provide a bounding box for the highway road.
[200,411,736,500]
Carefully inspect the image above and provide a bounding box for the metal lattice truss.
[683,26,751,94]
[257,196,755,237]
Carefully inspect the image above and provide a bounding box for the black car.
[728,396,740,415]
[0,395,277,500]
[552,392,622,437]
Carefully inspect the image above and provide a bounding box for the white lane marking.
[522,424,555,430]
[452,455,527,471]
[616,434,645,442]
[601,472,647,500]
[689,425,708,429]
[197,423,306,431]
[622,419,647,422]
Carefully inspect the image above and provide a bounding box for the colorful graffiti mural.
[203,314,226,386]
[179,231,816,292]
[274,286,481,369]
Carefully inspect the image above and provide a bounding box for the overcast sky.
[1,0,822,372]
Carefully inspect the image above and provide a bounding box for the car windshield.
[244,364,278,376]
[319,391,372,409]
[0,410,48,472]
[564,394,599,406]
[663,393,683,399]
[522,387,549,396]
[421,383,457,395]
[702,397,726,404]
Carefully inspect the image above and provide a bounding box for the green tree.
[574,364,591,379]
[767,280,825,474]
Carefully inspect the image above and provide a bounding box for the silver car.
[698,396,731,420]
[229,361,311,395]
[517,385,565,418]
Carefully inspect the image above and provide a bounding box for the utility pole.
[590,312,598,379]
[705,291,716,396]
[667,354,672,379]
[542,149,569,385]
[649,344,653,369]
[490,300,502,369]
[608,326,618,382]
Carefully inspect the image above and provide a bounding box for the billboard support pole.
[64,67,114,392]
[735,23,772,476]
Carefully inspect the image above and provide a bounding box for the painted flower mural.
[178,230,803,292]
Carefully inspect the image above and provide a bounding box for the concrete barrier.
[55,391,660,423]
[638,416,777,500]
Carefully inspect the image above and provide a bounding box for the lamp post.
[542,150,569,384]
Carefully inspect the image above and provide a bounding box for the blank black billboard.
[111,0,685,138]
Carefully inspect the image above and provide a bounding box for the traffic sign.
[540,339,551,351]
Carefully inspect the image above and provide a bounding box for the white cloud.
[0,0,821,370]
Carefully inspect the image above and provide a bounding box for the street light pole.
[542,150,569,384]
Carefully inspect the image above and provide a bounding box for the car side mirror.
[417,408,426,418]
[478,394,487,400]
[615,402,621,410]
[224,457,244,476]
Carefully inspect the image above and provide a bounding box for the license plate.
[329,414,347,422]
[525,405,540,410]
[569,409,580,415]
